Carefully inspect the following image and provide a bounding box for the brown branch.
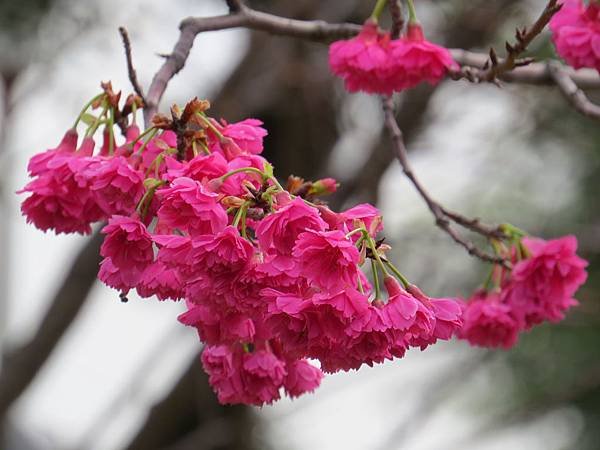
[389,0,404,40]
[478,0,561,82]
[547,61,600,121]
[381,96,508,266]
[142,2,600,126]
[118,26,145,101]
[450,49,600,89]
[0,232,103,422]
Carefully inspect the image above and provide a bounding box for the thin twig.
[548,61,600,121]
[119,26,145,101]
[382,97,508,266]
[141,2,600,126]
[478,0,561,82]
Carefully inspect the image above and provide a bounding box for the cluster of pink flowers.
[459,235,588,349]
[329,20,457,95]
[19,81,589,403]
[19,91,472,405]
[550,0,600,72]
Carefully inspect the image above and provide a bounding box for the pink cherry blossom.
[283,359,323,398]
[459,291,520,350]
[156,177,228,236]
[292,229,360,289]
[551,0,600,72]
[98,215,154,289]
[389,24,458,91]
[20,152,104,234]
[88,156,145,216]
[507,235,588,326]
[329,21,396,94]
[256,197,326,260]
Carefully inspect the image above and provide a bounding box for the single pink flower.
[389,24,458,91]
[256,197,326,260]
[241,350,287,405]
[88,156,145,216]
[208,118,268,156]
[201,345,246,405]
[507,235,588,326]
[98,215,154,289]
[20,152,104,234]
[329,21,396,94]
[156,177,228,236]
[551,1,600,72]
[458,291,520,350]
[136,261,184,301]
[292,229,360,289]
[27,129,78,176]
[164,152,228,184]
[283,359,323,398]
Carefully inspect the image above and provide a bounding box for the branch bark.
[142,2,600,124]
[382,97,508,266]
[548,61,600,121]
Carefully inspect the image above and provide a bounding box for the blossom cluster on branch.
[17,0,594,406]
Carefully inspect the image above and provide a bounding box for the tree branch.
[477,0,562,82]
[381,96,508,266]
[141,2,600,126]
[547,61,600,121]
[118,26,145,101]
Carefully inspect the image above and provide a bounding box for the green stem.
[240,204,249,239]
[365,232,390,277]
[131,126,158,150]
[406,0,418,24]
[232,203,248,228]
[384,260,410,289]
[345,228,364,240]
[136,181,166,218]
[73,93,104,129]
[108,107,115,155]
[135,128,159,156]
[197,112,225,140]
[220,167,265,182]
[357,273,365,294]
[86,101,109,137]
[370,0,388,22]
[371,259,381,300]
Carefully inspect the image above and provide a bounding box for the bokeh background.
[0,0,598,449]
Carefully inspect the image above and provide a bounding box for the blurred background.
[0,0,598,449]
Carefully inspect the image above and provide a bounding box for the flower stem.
[135,128,159,156]
[73,93,104,129]
[384,260,410,289]
[371,259,381,300]
[364,232,390,277]
[108,108,115,155]
[370,0,388,22]
[406,0,418,24]
[86,101,109,137]
[220,167,265,182]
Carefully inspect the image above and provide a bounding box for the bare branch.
[389,0,404,40]
[118,26,145,101]
[451,49,600,89]
[142,3,600,125]
[548,61,600,121]
[381,97,508,266]
[478,0,561,82]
